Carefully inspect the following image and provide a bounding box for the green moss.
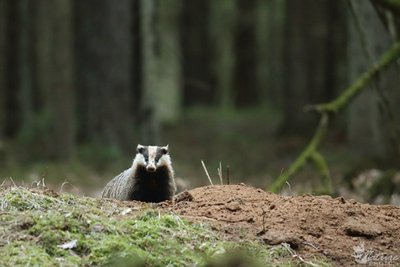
[0,186,328,266]
[0,241,55,267]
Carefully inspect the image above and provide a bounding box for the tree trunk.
[209,1,235,110]
[17,0,34,131]
[280,0,310,134]
[347,0,400,162]
[232,0,258,108]
[140,0,160,144]
[3,0,20,138]
[280,0,346,135]
[50,0,75,160]
[180,0,215,107]
[154,0,182,123]
[263,0,285,107]
[0,0,7,139]
[75,0,134,152]
[131,0,142,117]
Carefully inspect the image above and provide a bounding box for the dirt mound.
[165,184,400,266]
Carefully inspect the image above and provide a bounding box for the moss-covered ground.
[0,185,313,267]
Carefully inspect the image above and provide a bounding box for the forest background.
[0,0,399,203]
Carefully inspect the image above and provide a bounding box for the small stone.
[344,219,383,238]
[173,190,194,203]
[261,230,301,249]
[225,202,241,212]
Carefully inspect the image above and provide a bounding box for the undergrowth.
[0,185,323,266]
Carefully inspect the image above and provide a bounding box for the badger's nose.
[146,165,156,172]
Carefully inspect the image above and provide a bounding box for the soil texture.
[160,184,400,266]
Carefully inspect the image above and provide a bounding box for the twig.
[201,160,213,185]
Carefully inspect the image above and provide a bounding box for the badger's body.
[101,145,176,202]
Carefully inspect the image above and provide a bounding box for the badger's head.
[134,144,170,172]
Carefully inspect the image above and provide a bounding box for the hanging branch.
[268,41,400,193]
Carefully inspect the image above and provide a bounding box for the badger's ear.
[137,144,145,154]
[161,145,169,154]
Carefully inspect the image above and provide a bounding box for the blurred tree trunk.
[232,0,258,108]
[210,0,235,110]
[31,0,75,160]
[139,0,160,144]
[155,0,182,123]
[3,0,20,138]
[324,0,347,101]
[132,0,142,117]
[32,0,53,158]
[281,0,311,134]
[180,0,215,107]
[0,0,7,139]
[139,0,181,144]
[347,0,400,162]
[280,0,346,135]
[75,0,134,152]
[50,0,75,160]
[263,0,285,107]
[34,0,51,112]
[17,0,34,132]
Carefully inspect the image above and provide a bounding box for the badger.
[101,144,176,202]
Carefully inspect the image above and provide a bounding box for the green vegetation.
[0,185,314,266]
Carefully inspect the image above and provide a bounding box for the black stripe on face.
[139,146,149,162]
[155,147,168,162]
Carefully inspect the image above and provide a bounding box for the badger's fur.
[101,144,176,202]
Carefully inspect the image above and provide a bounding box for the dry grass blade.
[226,165,230,185]
[281,243,320,267]
[218,162,223,185]
[201,160,213,185]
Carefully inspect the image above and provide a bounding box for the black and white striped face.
[135,144,170,172]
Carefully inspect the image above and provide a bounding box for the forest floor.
[1,183,400,266]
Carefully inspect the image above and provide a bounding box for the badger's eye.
[144,156,149,162]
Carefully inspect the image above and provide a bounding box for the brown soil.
[160,184,400,266]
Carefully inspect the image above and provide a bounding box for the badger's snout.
[146,164,156,172]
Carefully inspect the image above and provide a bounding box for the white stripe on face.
[146,146,158,172]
